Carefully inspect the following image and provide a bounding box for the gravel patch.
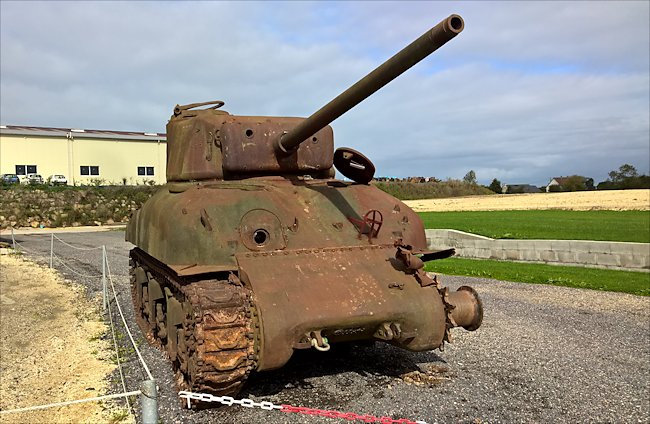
[3,230,648,423]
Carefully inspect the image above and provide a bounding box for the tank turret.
[127,14,482,401]
[166,14,464,184]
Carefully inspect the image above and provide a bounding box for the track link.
[129,248,258,397]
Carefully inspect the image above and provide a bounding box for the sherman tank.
[126,13,482,397]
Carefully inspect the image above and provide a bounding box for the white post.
[50,233,54,268]
[140,380,159,423]
[11,227,16,250]
[102,245,107,311]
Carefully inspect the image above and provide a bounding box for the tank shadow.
[288,178,364,222]
[240,342,445,398]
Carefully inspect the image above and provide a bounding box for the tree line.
[481,164,649,193]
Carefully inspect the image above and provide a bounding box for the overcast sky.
[1,1,648,185]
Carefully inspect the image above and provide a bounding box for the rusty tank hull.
[126,14,483,398]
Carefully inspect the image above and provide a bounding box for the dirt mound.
[0,254,124,423]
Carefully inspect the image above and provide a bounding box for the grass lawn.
[419,210,650,243]
[425,257,650,296]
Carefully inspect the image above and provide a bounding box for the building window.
[15,165,36,175]
[138,166,154,176]
[80,166,100,176]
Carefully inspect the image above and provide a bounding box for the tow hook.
[374,322,402,341]
[308,330,330,352]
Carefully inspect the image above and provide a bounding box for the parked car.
[48,174,68,186]
[1,174,20,184]
[26,173,44,185]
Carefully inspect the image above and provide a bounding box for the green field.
[425,258,650,296]
[419,210,650,243]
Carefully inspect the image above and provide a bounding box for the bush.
[597,175,650,190]
[373,179,494,200]
[488,178,502,194]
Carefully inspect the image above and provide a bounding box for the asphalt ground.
[2,230,649,424]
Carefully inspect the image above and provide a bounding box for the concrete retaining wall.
[425,229,650,272]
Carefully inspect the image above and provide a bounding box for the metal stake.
[102,245,107,311]
[140,380,159,424]
[50,233,54,268]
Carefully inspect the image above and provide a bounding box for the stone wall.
[0,186,157,229]
[426,229,650,272]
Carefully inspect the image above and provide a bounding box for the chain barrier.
[8,234,153,379]
[178,391,428,423]
[105,263,132,412]
[0,390,142,415]
[52,234,104,250]
[104,244,157,418]
[105,255,155,381]
[9,234,102,278]
[2,232,153,419]
[179,391,281,410]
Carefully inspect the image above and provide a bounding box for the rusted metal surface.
[221,116,334,175]
[127,178,428,270]
[447,286,483,331]
[166,112,335,182]
[334,147,376,185]
[237,244,453,371]
[126,13,481,400]
[130,249,258,395]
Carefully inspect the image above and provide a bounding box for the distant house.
[546,176,593,192]
[502,184,541,194]
[546,177,570,192]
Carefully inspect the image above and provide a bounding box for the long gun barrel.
[276,14,464,154]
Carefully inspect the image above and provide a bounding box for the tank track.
[129,248,258,396]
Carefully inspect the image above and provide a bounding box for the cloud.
[1,1,648,185]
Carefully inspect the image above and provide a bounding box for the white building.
[0,125,167,185]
